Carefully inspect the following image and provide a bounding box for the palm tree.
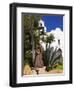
[45,33,55,49]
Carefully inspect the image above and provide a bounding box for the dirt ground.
[23,66,63,75]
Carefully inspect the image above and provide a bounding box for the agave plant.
[45,46,63,71]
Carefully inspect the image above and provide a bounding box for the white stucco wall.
[48,28,64,57]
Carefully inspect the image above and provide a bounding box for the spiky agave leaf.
[46,46,53,66]
[46,46,63,70]
[48,47,54,66]
[46,46,57,66]
[50,47,58,64]
[51,48,62,68]
[51,48,62,64]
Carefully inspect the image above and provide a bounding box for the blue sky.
[42,15,63,32]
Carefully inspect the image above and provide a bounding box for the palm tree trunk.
[30,16,35,66]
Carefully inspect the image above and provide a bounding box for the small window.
[58,39,60,45]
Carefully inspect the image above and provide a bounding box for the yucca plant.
[45,46,63,71]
